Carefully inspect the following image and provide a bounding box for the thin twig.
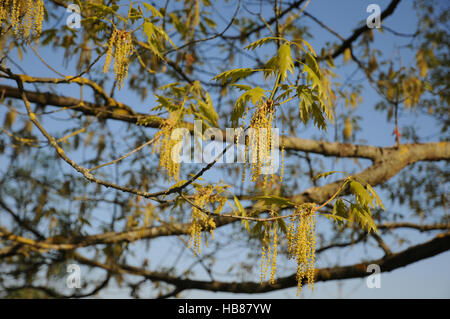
[88,136,159,172]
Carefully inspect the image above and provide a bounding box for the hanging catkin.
[103,28,134,89]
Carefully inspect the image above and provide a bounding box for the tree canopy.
[0,0,448,298]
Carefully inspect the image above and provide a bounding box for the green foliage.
[277,43,295,81]
[349,181,372,206]
[244,37,287,51]
[213,37,333,130]
[197,92,219,127]
[324,178,385,233]
[297,85,328,130]
[251,195,295,207]
[142,3,163,18]
[149,81,220,128]
[312,171,346,180]
[231,86,266,126]
[212,68,259,85]
[233,196,250,232]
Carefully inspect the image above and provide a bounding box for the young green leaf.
[349,203,379,233]
[277,218,288,234]
[291,38,317,57]
[212,68,258,85]
[277,43,295,81]
[366,184,385,210]
[168,180,188,190]
[230,84,252,91]
[231,87,266,126]
[251,221,265,235]
[251,195,295,207]
[300,61,322,91]
[244,37,286,51]
[233,196,245,215]
[234,196,250,231]
[349,181,372,207]
[313,171,346,181]
[310,101,327,130]
[333,199,348,217]
[143,3,163,18]
[297,85,314,124]
[197,92,219,127]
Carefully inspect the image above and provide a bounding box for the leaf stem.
[269,73,281,101]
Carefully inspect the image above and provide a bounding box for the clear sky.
[1,0,449,298]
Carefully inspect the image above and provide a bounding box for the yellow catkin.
[260,244,266,284]
[187,187,218,255]
[240,109,249,183]
[152,113,182,182]
[264,227,271,280]
[159,130,181,182]
[2,0,44,41]
[103,29,134,89]
[307,211,316,289]
[248,100,275,185]
[287,218,295,257]
[11,0,20,34]
[260,221,280,285]
[280,145,285,183]
[0,1,7,21]
[289,208,316,295]
[295,214,306,293]
[103,29,117,73]
[270,223,278,284]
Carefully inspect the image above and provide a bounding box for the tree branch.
[73,232,450,294]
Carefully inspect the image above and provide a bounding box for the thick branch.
[73,232,450,294]
[3,84,447,162]
[328,0,402,60]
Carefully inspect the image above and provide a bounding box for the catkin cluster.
[103,28,134,89]
[286,208,317,294]
[402,76,423,107]
[188,186,221,255]
[152,114,181,182]
[260,221,278,285]
[0,0,45,41]
[247,100,275,186]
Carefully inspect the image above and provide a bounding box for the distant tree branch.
[72,232,449,294]
[1,84,447,162]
